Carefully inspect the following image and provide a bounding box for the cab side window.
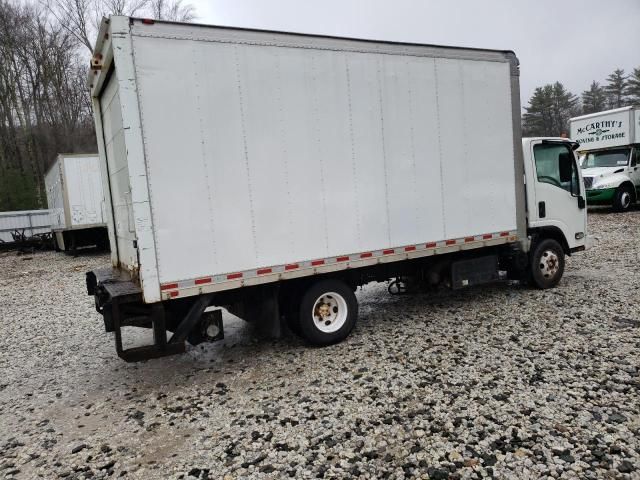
[533,143,579,195]
[632,149,639,167]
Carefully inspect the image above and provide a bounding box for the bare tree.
[44,0,94,51]
[0,0,95,209]
[44,0,152,53]
[148,0,196,21]
[100,0,149,16]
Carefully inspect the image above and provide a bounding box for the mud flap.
[228,285,283,339]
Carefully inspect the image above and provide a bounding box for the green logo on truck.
[589,128,609,136]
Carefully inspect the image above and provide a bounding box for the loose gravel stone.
[0,208,639,479]
[71,444,87,454]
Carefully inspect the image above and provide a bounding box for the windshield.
[581,148,630,169]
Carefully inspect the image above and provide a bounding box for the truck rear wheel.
[612,185,633,212]
[530,239,565,289]
[297,279,358,345]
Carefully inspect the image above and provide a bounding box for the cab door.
[527,140,587,250]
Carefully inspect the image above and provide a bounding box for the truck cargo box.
[570,106,640,152]
[90,17,523,304]
[44,153,108,251]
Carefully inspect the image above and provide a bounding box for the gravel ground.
[1,209,639,480]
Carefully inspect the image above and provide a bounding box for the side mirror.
[578,195,586,209]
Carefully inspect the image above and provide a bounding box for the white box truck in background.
[44,153,109,251]
[570,106,640,211]
[86,17,587,361]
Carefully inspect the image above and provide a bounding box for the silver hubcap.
[620,191,631,209]
[539,250,560,279]
[312,292,348,333]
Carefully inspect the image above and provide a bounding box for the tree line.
[0,0,194,211]
[522,68,640,137]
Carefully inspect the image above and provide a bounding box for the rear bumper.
[86,267,187,361]
[86,268,143,332]
[585,187,616,204]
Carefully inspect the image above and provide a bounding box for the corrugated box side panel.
[62,155,105,227]
[99,70,139,272]
[0,210,54,243]
[44,158,66,229]
[130,26,517,286]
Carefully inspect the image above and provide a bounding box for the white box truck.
[44,153,109,251]
[86,17,587,361]
[570,106,640,211]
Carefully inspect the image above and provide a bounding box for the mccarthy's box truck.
[86,17,587,361]
[44,153,109,251]
[570,106,640,211]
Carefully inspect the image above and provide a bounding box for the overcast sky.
[187,0,640,108]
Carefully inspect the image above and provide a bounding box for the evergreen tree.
[604,68,628,108]
[581,81,607,114]
[522,82,579,137]
[627,67,640,106]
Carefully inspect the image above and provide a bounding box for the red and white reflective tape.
[160,230,518,299]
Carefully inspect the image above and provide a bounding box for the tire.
[284,304,302,336]
[296,279,358,345]
[612,184,633,212]
[529,239,565,289]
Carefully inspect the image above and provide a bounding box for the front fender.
[591,173,632,190]
[528,222,573,254]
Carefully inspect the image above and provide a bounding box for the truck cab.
[570,106,640,211]
[579,146,640,211]
[522,138,588,265]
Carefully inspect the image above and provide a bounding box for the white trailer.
[86,17,587,361]
[44,153,109,251]
[0,209,54,244]
[570,107,640,211]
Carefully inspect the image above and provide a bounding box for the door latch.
[538,201,546,218]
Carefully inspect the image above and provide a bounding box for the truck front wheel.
[612,185,633,212]
[297,279,358,346]
[530,239,565,289]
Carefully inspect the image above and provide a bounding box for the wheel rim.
[312,292,348,333]
[620,191,631,209]
[538,250,560,279]
[206,322,220,338]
